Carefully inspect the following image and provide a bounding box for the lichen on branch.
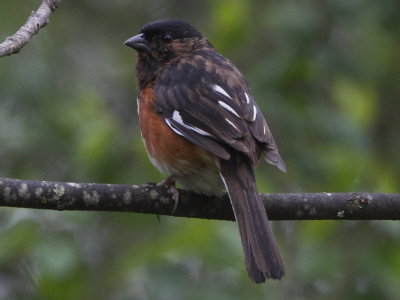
[1,177,399,221]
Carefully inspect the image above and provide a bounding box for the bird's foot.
[157,175,180,214]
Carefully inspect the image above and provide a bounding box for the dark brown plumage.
[125,19,286,283]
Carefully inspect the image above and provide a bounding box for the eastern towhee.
[125,19,286,283]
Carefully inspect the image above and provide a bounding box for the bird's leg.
[157,174,180,214]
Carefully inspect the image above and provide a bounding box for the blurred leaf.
[0,221,38,264]
[332,77,377,128]
[209,0,250,51]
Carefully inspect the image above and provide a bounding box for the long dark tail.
[219,153,285,283]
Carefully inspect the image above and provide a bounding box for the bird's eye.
[162,34,174,45]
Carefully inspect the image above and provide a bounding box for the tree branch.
[0,177,399,220]
[0,0,62,58]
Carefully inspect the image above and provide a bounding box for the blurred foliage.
[0,0,400,299]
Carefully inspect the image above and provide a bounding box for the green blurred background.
[1,0,400,299]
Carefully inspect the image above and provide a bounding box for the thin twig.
[0,0,62,57]
[0,177,399,220]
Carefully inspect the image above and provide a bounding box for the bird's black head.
[140,19,202,41]
[124,19,208,61]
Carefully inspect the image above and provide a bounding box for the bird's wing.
[153,53,285,171]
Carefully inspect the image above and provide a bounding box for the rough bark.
[0,0,62,57]
[1,178,399,220]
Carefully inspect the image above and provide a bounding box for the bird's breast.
[138,85,216,177]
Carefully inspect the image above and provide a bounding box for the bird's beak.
[124,33,151,52]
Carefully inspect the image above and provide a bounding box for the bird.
[124,19,286,283]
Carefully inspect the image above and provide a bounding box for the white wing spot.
[218,101,240,118]
[191,127,212,136]
[172,110,184,123]
[251,105,257,121]
[244,92,250,104]
[136,97,140,115]
[165,119,184,136]
[263,124,266,135]
[225,118,239,131]
[212,84,232,99]
[225,118,239,130]
[172,110,212,136]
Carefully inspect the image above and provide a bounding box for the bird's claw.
[157,175,180,214]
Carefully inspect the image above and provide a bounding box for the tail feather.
[219,153,285,282]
